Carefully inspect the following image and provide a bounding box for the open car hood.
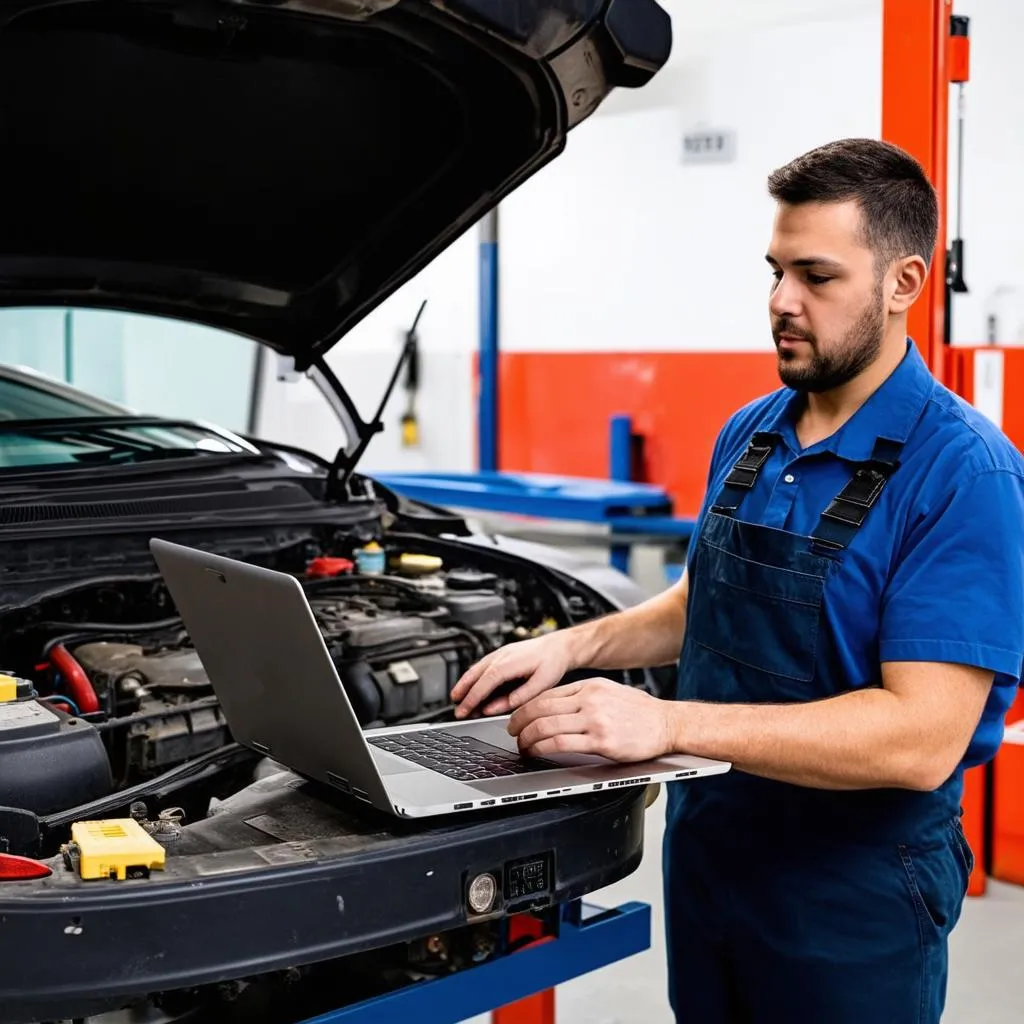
[0,0,671,369]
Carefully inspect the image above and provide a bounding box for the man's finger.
[499,672,575,714]
[483,670,562,715]
[507,688,582,736]
[515,712,586,752]
[450,654,494,700]
[481,695,513,716]
[520,732,598,759]
[453,663,510,717]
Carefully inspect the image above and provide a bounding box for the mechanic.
[451,137,1024,1023]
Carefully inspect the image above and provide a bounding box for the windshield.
[0,415,258,470]
[0,308,351,472]
[0,372,125,420]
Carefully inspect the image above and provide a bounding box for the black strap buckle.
[722,433,776,491]
[816,454,901,538]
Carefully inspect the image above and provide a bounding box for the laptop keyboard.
[368,729,561,782]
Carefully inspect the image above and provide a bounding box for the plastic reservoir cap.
[397,553,443,576]
[355,542,387,575]
[307,557,355,579]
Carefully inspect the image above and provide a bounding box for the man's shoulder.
[916,383,1024,481]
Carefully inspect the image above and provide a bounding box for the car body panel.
[0,0,671,367]
[0,2,674,1017]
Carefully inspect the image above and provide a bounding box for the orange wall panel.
[948,347,1024,453]
[496,347,1024,519]
[498,352,780,518]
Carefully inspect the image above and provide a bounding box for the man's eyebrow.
[765,254,844,270]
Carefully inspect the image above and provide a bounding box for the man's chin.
[777,361,814,392]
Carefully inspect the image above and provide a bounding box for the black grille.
[0,488,311,524]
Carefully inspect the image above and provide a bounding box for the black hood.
[0,0,670,369]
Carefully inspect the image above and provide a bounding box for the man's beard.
[772,290,885,393]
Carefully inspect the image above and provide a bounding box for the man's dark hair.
[767,138,939,270]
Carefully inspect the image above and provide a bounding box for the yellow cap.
[398,553,443,575]
[0,675,18,702]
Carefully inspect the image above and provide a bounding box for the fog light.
[467,872,497,914]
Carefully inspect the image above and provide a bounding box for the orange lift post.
[882,0,992,897]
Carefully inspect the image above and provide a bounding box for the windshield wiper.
[0,416,262,466]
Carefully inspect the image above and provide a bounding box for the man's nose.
[769,274,802,318]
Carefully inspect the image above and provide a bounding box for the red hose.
[49,644,100,714]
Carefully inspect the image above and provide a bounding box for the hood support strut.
[323,300,427,501]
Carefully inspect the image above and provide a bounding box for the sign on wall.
[973,349,1004,428]
[682,129,737,165]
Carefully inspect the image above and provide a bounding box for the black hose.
[41,742,256,830]
[40,618,185,654]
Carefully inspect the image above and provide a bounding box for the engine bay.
[0,525,635,850]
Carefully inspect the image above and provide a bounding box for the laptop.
[149,538,731,818]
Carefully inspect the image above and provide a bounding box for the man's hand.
[451,632,577,719]
[452,571,691,720]
[508,678,674,762]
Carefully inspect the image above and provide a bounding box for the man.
[451,137,1024,1022]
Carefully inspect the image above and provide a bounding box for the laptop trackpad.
[374,751,421,776]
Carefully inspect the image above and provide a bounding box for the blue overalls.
[663,428,975,1024]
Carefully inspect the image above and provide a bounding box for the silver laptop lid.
[149,538,390,805]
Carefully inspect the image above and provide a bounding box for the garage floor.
[462,537,1024,1024]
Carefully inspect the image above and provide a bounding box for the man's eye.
[808,274,832,285]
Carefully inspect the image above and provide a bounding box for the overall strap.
[710,431,781,517]
[810,436,904,554]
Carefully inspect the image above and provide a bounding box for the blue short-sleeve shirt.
[689,340,1024,767]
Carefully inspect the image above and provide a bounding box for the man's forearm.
[671,688,952,792]
[565,579,687,673]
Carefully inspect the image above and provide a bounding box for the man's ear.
[888,255,928,314]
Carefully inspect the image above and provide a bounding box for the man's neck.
[795,333,907,449]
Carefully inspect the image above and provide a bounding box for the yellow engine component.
[0,675,18,702]
[70,818,166,880]
[396,552,443,576]
[0,674,32,702]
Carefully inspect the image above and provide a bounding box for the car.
[0,1,673,1020]
[0,358,672,782]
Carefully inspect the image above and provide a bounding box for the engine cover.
[73,642,209,697]
[0,700,111,815]
[72,642,230,774]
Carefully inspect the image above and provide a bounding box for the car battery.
[0,695,112,816]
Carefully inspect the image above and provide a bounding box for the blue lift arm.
[297,900,651,1024]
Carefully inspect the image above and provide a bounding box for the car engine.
[0,537,615,823]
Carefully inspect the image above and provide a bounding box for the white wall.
[501,8,883,354]
[6,1,1018,476]
[257,234,480,471]
[274,1,884,473]
[945,0,1024,344]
